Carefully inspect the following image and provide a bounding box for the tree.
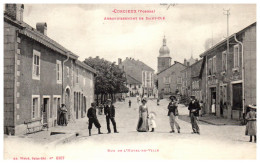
[84,57,128,104]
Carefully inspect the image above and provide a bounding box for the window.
[32,50,40,80]
[56,60,62,84]
[212,56,216,73]
[208,58,212,75]
[164,76,171,84]
[67,66,70,78]
[177,77,182,84]
[32,95,40,119]
[234,44,240,68]
[164,87,170,93]
[222,51,227,71]
[83,78,86,86]
[76,68,79,83]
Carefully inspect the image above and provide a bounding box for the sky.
[23,4,256,72]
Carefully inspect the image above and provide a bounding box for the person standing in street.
[87,102,103,136]
[104,99,119,134]
[129,100,132,108]
[245,104,257,142]
[137,98,149,132]
[59,104,68,126]
[188,96,201,134]
[168,96,180,133]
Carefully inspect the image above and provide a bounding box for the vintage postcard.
[2,1,258,160]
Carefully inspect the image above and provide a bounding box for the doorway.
[232,83,242,110]
[43,98,50,124]
[210,87,216,115]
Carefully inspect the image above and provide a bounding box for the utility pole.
[223,9,230,56]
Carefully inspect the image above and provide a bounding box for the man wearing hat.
[168,95,181,133]
[87,102,103,136]
[104,99,119,134]
[188,96,201,134]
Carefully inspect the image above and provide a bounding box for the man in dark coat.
[104,99,119,134]
[87,102,103,136]
[188,96,201,134]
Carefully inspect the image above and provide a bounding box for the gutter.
[62,52,70,103]
[233,34,245,115]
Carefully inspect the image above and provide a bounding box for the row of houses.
[4,4,96,135]
[118,57,156,97]
[157,22,256,120]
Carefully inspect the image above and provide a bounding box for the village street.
[5,97,256,160]
[69,97,256,159]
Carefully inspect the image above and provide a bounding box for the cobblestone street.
[4,97,256,160]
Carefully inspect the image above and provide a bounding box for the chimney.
[187,62,190,66]
[36,23,47,35]
[118,58,122,65]
[184,58,187,66]
[174,61,177,64]
[195,58,198,62]
[5,4,24,22]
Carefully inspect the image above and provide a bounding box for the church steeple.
[163,35,166,46]
[158,36,172,73]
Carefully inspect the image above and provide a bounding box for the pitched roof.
[76,60,96,74]
[199,22,256,58]
[157,61,187,75]
[198,22,256,78]
[126,74,142,85]
[4,14,96,74]
[123,58,154,72]
[191,59,203,78]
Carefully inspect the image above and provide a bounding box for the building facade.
[4,4,96,135]
[200,22,256,119]
[180,66,191,97]
[157,61,187,97]
[118,58,155,97]
[191,60,203,101]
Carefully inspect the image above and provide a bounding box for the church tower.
[157,36,171,73]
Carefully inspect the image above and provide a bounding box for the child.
[149,112,157,132]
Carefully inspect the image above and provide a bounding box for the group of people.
[87,99,119,136]
[86,94,256,142]
[136,95,201,134]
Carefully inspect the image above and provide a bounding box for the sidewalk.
[5,117,89,145]
[199,114,242,126]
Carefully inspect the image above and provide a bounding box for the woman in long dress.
[137,99,149,132]
[245,104,256,142]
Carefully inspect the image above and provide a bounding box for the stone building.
[157,61,186,97]
[191,59,203,101]
[157,36,187,97]
[4,4,96,135]
[180,65,191,97]
[118,58,155,97]
[199,22,256,119]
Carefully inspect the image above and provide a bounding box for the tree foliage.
[84,56,128,96]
